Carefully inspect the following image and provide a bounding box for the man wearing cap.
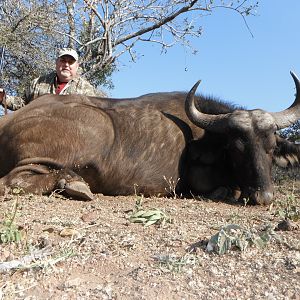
[0,48,106,111]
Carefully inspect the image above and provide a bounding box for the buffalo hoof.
[232,189,242,200]
[58,179,94,201]
[242,191,274,206]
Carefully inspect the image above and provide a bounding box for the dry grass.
[0,172,299,299]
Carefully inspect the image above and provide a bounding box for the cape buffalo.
[0,72,300,205]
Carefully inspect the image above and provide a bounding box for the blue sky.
[109,1,300,112]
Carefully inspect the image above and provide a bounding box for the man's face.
[56,55,79,82]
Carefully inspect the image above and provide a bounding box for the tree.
[0,0,65,95]
[76,0,258,86]
[0,0,259,96]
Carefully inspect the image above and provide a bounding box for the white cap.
[57,48,79,61]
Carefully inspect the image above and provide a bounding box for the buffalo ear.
[274,136,300,167]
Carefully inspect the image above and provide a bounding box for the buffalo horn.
[271,71,300,129]
[185,80,231,132]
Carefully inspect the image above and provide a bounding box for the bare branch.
[83,0,105,28]
[115,0,201,45]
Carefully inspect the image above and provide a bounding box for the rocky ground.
[0,170,300,300]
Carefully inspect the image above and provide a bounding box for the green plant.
[130,186,171,227]
[272,193,300,222]
[206,224,277,255]
[133,185,144,212]
[153,253,197,273]
[0,200,22,244]
[129,208,171,227]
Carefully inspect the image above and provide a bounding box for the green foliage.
[273,194,300,222]
[0,201,22,244]
[153,253,197,273]
[129,193,171,227]
[129,208,171,227]
[0,221,22,244]
[133,192,144,212]
[206,224,277,255]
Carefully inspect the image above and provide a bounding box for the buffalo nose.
[252,190,274,205]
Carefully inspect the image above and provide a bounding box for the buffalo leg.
[0,167,93,200]
[187,164,240,201]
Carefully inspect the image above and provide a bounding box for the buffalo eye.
[234,139,245,153]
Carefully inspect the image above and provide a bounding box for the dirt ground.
[0,172,300,300]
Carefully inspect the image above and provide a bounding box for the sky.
[109,1,300,112]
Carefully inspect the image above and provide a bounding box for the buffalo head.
[185,72,300,205]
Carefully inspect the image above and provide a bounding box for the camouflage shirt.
[5,71,106,111]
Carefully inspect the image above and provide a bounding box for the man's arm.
[5,95,26,111]
[0,89,26,111]
[0,88,7,114]
[0,78,37,111]
[0,88,5,103]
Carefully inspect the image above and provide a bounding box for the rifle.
[0,46,7,115]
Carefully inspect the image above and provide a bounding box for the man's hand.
[0,88,5,104]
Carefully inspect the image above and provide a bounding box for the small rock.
[60,228,80,237]
[81,211,98,224]
[43,227,55,233]
[275,219,294,231]
[64,277,83,288]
